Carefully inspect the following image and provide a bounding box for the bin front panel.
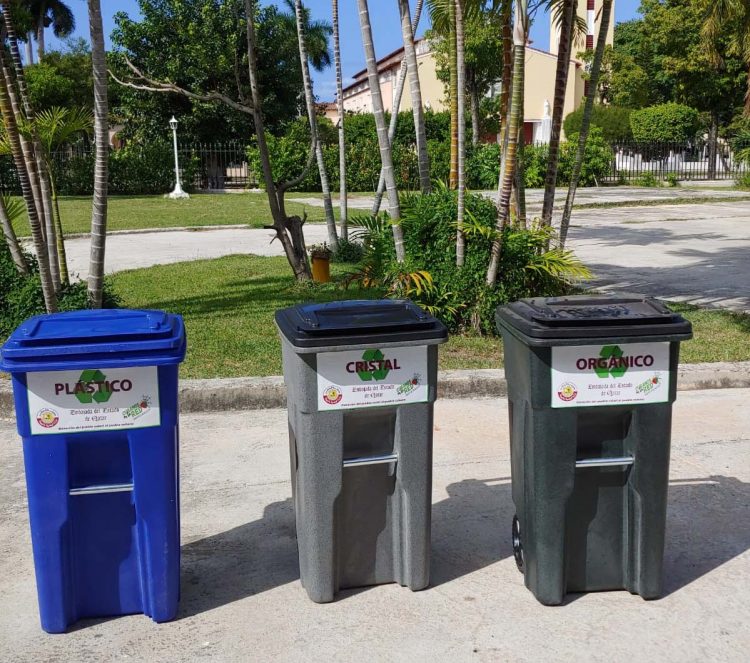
[17,363,180,632]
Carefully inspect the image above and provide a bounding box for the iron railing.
[0,139,748,195]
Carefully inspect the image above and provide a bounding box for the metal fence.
[601,139,750,183]
[1,138,748,195]
[179,141,254,190]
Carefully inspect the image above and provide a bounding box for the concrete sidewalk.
[1,390,748,662]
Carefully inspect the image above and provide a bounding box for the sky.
[47,0,641,102]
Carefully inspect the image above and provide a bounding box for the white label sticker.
[316,346,429,410]
[551,342,670,408]
[26,366,161,435]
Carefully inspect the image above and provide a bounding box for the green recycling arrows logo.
[595,346,628,379]
[75,369,113,404]
[357,349,391,381]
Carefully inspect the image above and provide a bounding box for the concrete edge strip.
[2,362,749,414]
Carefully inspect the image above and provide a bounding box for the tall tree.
[558,0,613,249]
[486,0,526,286]
[357,0,405,262]
[540,0,577,229]
[29,0,75,60]
[702,0,750,115]
[111,0,316,280]
[331,0,347,240]
[293,0,337,249]
[398,0,431,194]
[0,46,57,310]
[455,0,466,266]
[86,0,108,307]
[371,0,424,216]
[2,0,60,292]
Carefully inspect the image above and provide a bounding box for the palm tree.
[87,0,108,308]
[26,106,93,285]
[0,51,57,310]
[28,0,75,61]
[702,0,750,115]
[397,0,431,194]
[486,0,527,286]
[331,0,348,240]
[357,0,405,262]
[540,0,577,229]
[371,0,424,215]
[455,0,466,266]
[559,0,613,249]
[1,1,61,294]
[293,0,338,249]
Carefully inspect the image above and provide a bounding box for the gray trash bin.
[275,299,448,603]
[495,295,692,605]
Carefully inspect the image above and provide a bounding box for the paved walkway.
[59,198,750,312]
[1,391,748,661]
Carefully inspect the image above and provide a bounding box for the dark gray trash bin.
[495,294,692,605]
[275,300,448,603]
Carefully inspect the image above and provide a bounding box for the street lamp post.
[168,115,189,199]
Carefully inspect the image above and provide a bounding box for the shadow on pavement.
[663,475,750,596]
[175,474,750,615]
[178,498,299,618]
[430,477,515,587]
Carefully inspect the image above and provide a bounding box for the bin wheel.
[512,515,524,573]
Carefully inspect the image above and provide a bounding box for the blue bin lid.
[1,309,186,372]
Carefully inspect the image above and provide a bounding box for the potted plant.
[308,242,333,283]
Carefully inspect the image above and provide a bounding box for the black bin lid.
[275,299,448,348]
[496,294,693,342]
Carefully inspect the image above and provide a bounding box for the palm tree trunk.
[515,124,527,229]
[295,0,338,249]
[87,0,109,308]
[357,0,405,262]
[0,195,28,274]
[371,0,424,215]
[246,0,311,281]
[397,0,431,194]
[332,0,348,241]
[559,0,612,249]
[455,0,466,267]
[448,2,458,189]
[540,0,576,228]
[1,4,61,288]
[36,22,45,60]
[25,34,34,65]
[486,0,527,286]
[469,71,480,147]
[0,60,57,311]
[498,0,512,147]
[51,178,70,285]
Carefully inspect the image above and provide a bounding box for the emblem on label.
[322,385,343,405]
[36,408,59,428]
[557,382,578,402]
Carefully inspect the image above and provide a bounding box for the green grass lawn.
[108,255,750,379]
[10,192,340,237]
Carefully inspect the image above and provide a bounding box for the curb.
[4,362,748,415]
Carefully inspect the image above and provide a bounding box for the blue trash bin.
[0,309,186,633]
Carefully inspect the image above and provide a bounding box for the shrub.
[564,105,633,142]
[665,173,680,187]
[1,242,120,338]
[466,143,501,190]
[635,172,660,187]
[630,103,701,143]
[345,186,590,333]
[557,128,614,186]
[53,142,200,196]
[331,238,364,263]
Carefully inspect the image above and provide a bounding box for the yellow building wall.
[524,49,584,125]
[398,51,448,112]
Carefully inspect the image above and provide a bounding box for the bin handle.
[343,453,398,468]
[69,482,134,496]
[575,456,634,469]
